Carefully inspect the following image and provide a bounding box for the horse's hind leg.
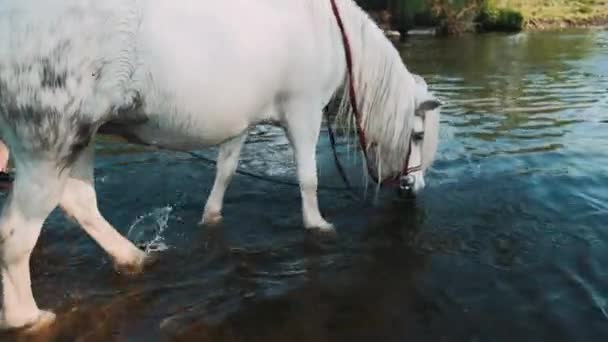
[0,158,68,330]
[59,145,147,274]
[200,133,247,225]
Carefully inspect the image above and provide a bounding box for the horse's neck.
[331,0,417,174]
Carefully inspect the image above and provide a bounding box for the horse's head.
[367,74,441,196]
[399,96,441,195]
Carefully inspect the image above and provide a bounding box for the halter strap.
[329,0,379,183]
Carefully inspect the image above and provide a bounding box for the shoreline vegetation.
[359,0,608,38]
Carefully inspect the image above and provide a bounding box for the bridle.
[328,0,422,191]
[378,118,425,190]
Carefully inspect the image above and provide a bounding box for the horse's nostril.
[400,175,415,191]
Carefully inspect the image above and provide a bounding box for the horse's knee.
[0,222,36,265]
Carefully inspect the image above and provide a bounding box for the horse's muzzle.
[399,174,415,192]
[397,173,426,198]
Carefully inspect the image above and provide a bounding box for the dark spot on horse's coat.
[40,59,67,88]
[92,69,102,81]
[2,105,61,151]
[0,98,99,169]
[0,50,150,170]
[0,228,15,245]
[64,120,96,166]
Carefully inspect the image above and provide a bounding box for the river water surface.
[1,29,608,341]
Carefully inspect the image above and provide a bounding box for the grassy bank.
[358,0,608,37]
[484,0,608,30]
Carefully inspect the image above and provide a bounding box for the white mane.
[329,0,421,179]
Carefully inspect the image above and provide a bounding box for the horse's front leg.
[284,102,334,232]
[200,133,247,225]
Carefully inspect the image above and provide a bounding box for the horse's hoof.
[199,211,223,226]
[305,220,336,234]
[0,309,56,332]
[23,310,56,334]
[113,250,154,276]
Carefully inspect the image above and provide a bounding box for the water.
[2,29,608,341]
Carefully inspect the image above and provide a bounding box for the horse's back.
[136,0,306,111]
[128,0,343,145]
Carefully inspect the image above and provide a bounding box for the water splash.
[127,205,173,253]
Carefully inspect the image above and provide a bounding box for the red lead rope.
[328,0,378,183]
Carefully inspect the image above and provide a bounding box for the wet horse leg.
[283,100,334,231]
[200,133,247,225]
[59,144,147,274]
[0,158,68,330]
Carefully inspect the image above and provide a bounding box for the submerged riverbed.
[1,29,607,341]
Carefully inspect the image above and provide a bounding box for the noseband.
[328,0,421,190]
[383,132,424,190]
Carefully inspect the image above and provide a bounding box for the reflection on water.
[400,30,607,160]
[1,29,608,341]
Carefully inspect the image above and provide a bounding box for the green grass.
[489,0,608,25]
[477,5,525,32]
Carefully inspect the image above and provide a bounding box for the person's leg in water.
[0,140,9,172]
[0,140,12,189]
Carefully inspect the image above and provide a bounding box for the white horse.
[0,0,441,331]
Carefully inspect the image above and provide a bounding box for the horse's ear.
[418,99,442,112]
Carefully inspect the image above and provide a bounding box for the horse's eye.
[413,132,424,142]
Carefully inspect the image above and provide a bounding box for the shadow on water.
[2,29,608,341]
